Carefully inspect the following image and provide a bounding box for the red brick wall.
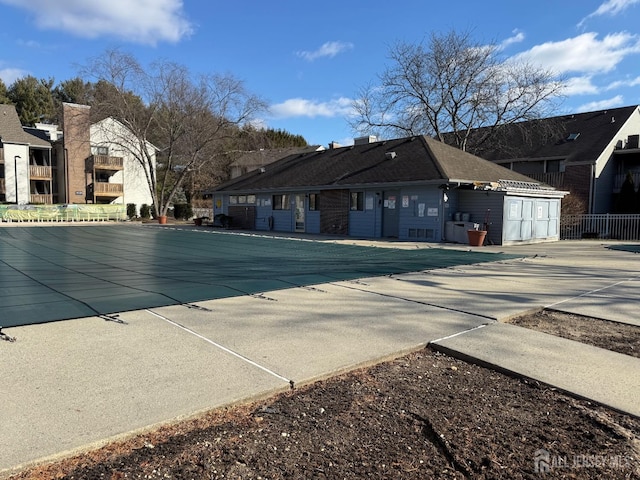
[320,190,349,235]
[62,104,91,204]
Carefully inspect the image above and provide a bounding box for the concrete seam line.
[544,276,639,309]
[332,282,497,321]
[144,309,292,385]
[429,323,488,344]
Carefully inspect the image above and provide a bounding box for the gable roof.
[90,116,159,153]
[213,135,539,193]
[230,145,323,169]
[0,104,51,148]
[467,105,639,165]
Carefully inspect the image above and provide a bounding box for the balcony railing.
[93,182,124,196]
[29,165,52,179]
[523,172,565,187]
[92,155,124,170]
[614,172,640,192]
[0,178,5,194]
[30,194,53,204]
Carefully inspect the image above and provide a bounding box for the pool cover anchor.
[100,314,128,325]
[251,293,278,302]
[0,327,16,343]
[182,303,213,312]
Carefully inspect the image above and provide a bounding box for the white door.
[294,194,305,232]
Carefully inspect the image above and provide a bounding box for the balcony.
[523,172,565,188]
[0,178,5,194]
[614,172,640,192]
[93,182,124,197]
[30,194,53,204]
[29,165,52,180]
[91,155,124,170]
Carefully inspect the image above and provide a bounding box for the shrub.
[140,204,151,219]
[126,203,137,219]
[173,203,193,220]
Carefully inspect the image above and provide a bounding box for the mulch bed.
[8,327,640,479]
[507,309,640,359]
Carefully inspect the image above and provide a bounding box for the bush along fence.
[561,214,640,240]
[0,204,127,222]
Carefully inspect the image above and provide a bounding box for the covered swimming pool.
[0,225,517,327]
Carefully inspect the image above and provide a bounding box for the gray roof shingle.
[213,135,537,193]
[0,104,51,148]
[466,105,638,164]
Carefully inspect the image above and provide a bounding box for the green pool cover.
[0,226,518,328]
[607,244,640,253]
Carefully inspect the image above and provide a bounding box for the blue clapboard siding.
[305,209,321,234]
[254,195,273,230]
[348,190,380,238]
[397,187,442,241]
[458,190,505,245]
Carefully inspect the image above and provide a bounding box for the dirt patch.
[507,309,640,358]
[6,311,640,480]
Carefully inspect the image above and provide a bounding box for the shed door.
[382,191,399,238]
[521,200,534,240]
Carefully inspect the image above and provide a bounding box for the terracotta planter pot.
[157,215,168,224]
[467,229,487,246]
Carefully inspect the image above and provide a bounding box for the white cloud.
[0,67,30,84]
[576,95,625,112]
[0,0,193,45]
[16,39,41,48]
[514,32,640,75]
[605,75,640,90]
[578,0,640,27]
[296,41,354,61]
[269,97,354,119]
[499,30,525,50]
[563,76,600,95]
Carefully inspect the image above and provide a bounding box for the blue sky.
[1,0,640,147]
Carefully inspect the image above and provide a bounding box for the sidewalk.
[1,239,639,475]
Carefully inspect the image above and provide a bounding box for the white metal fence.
[561,214,640,240]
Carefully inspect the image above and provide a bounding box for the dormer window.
[566,133,580,141]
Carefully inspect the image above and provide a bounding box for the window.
[91,145,109,156]
[230,195,256,205]
[350,192,364,211]
[309,193,319,211]
[272,194,290,210]
[546,160,564,173]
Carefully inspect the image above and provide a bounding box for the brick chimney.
[61,103,91,204]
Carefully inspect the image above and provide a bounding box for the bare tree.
[350,30,564,153]
[83,49,266,218]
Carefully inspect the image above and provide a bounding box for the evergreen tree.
[8,76,56,125]
[53,77,93,105]
[0,78,11,104]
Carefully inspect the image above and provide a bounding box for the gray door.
[382,191,399,237]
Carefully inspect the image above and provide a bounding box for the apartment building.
[0,103,155,214]
[0,104,54,204]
